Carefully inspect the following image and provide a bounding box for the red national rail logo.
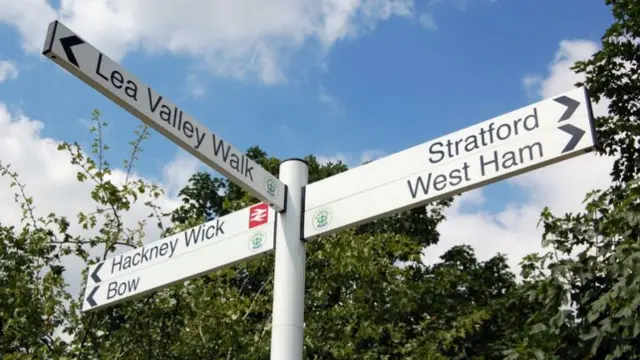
[249,203,269,229]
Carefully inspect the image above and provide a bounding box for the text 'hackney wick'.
[41,19,597,360]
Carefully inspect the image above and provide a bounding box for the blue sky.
[1,0,611,170]
[0,0,617,273]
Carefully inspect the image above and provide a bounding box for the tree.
[0,106,534,358]
[505,1,640,358]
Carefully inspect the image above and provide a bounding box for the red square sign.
[249,203,269,228]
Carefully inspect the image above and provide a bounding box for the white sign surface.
[42,21,286,212]
[303,87,597,239]
[82,203,276,312]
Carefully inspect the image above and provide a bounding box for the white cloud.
[318,86,341,109]
[0,102,198,297]
[317,152,350,165]
[185,73,205,99]
[419,12,438,31]
[161,149,202,197]
[428,39,615,275]
[317,149,385,167]
[0,60,19,83]
[318,85,347,119]
[0,0,413,84]
[523,39,603,109]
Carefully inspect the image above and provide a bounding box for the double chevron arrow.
[554,95,586,153]
[85,262,104,307]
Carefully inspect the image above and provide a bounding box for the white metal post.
[270,158,308,360]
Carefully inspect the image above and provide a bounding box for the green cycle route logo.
[249,231,267,251]
[264,177,278,198]
[312,208,332,230]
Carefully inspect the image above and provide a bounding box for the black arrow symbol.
[554,95,580,122]
[87,286,99,307]
[559,124,585,153]
[59,35,85,68]
[90,262,103,283]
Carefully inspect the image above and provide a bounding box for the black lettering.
[183,120,194,138]
[449,168,462,186]
[95,55,138,102]
[519,142,543,162]
[462,162,471,182]
[169,238,178,257]
[172,106,179,127]
[479,142,543,176]
[147,88,163,113]
[95,53,108,81]
[429,142,444,164]
[111,70,124,89]
[502,150,518,169]
[107,281,118,299]
[205,225,215,239]
[407,162,472,198]
[158,243,169,257]
[125,81,138,101]
[513,118,523,135]
[159,104,171,123]
[211,136,254,179]
[478,126,489,147]
[524,108,539,131]
[128,278,140,293]
[132,253,141,266]
[212,134,231,161]
[407,173,431,199]
[496,123,511,140]
[111,255,123,274]
[229,154,240,172]
[433,174,447,191]
[184,226,203,247]
[244,157,254,181]
[487,122,496,145]
[445,139,455,159]
[454,138,464,157]
[148,245,158,260]
[108,278,140,299]
[194,126,205,149]
[141,247,150,262]
[464,135,479,153]
[216,220,225,236]
[122,255,132,270]
[480,150,499,177]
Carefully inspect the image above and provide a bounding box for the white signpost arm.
[270,159,308,360]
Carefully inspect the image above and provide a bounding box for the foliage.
[0,106,529,359]
[503,1,640,358]
[1,2,638,358]
[572,0,640,184]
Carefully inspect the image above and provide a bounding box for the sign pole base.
[270,158,308,360]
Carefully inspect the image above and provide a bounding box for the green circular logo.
[312,208,331,230]
[249,231,266,251]
[264,177,278,198]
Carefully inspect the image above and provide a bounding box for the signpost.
[83,203,277,312]
[42,20,598,360]
[42,20,287,212]
[302,87,596,240]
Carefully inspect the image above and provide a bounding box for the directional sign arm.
[41,20,287,212]
[302,87,596,240]
[81,203,277,311]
